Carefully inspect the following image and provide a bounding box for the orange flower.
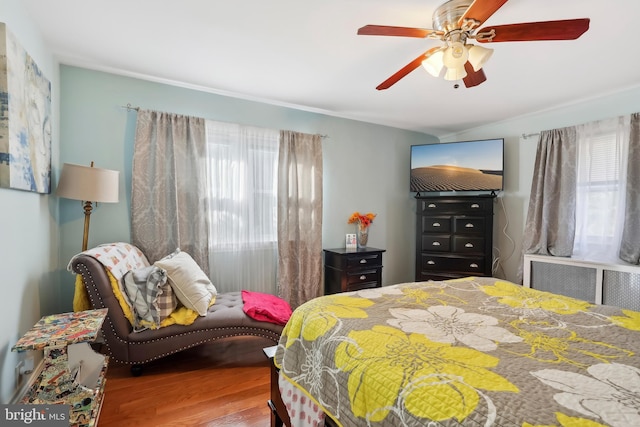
[348,211,376,228]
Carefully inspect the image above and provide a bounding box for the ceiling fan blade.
[358,25,442,38]
[463,62,487,88]
[376,47,441,90]
[477,18,590,42]
[458,0,509,27]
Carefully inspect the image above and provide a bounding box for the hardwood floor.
[98,336,276,427]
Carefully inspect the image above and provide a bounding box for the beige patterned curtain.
[277,131,323,308]
[131,110,209,271]
[619,113,640,264]
[522,127,578,257]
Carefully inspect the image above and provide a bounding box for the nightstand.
[12,309,109,427]
[323,247,385,294]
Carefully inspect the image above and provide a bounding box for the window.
[204,120,280,294]
[574,117,630,260]
[205,122,279,250]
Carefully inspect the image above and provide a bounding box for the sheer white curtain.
[204,120,280,294]
[573,116,630,261]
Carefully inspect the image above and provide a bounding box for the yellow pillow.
[108,270,136,326]
[73,274,91,312]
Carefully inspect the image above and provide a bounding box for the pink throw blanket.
[241,290,292,325]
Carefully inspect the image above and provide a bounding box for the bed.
[273,276,640,427]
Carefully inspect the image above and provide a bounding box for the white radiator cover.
[523,254,640,311]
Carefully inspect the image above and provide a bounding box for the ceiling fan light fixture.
[467,44,493,71]
[421,49,445,77]
[444,65,467,81]
[442,41,468,68]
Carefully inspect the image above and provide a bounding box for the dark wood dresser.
[415,195,495,281]
[323,247,385,294]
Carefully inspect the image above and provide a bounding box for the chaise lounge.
[71,252,284,376]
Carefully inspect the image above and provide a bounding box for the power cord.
[492,194,515,278]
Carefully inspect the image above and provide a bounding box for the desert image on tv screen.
[411,139,503,192]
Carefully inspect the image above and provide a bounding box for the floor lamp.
[56,162,120,251]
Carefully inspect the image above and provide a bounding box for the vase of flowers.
[348,211,376,248]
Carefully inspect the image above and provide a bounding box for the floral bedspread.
[274,277,640,427]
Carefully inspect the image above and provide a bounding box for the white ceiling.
[22,0,640,137]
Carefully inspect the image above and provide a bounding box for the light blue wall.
[0,0,59,404]
[58,65,437,311]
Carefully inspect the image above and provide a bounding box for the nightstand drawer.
[346,253,382,269]
[347,268,380,285]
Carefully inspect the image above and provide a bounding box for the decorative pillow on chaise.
[123,265,177,330]
[154,249,217,316]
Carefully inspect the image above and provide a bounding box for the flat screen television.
[410,138,504,193]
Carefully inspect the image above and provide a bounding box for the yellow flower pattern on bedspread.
[275,277,640,427]
[610,309,640,331]
[480,280,593,315]
[281,295,373,346]
[335,325,518,422]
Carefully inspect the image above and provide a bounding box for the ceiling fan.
[358,0,590,90]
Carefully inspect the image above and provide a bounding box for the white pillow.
[154,250,217,316]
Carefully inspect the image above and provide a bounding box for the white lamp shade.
[422,49,445,77]
[442,42,468,68]
[468,44,493,71]
[444,66,467,81]
[56,163,120,203]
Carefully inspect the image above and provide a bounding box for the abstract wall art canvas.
[0,22,52,194]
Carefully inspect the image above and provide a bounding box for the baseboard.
[9,358,43,404]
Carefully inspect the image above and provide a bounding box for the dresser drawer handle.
[427,203,437,208]
[470,263,479,268]
[427,260,436,265]
[465,243,474,248]
[360,259,367,264]
[431,241,441,246]
[465,223,474,228]
[471,203,480,208]
[432,222,441,227]
[360,275,367,280]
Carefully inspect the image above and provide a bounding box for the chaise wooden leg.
[130,364,143,377]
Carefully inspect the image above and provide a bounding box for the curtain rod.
[522,132,540,140]
[121,103,329,139]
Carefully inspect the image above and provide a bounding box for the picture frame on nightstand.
[345,233,357,250]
